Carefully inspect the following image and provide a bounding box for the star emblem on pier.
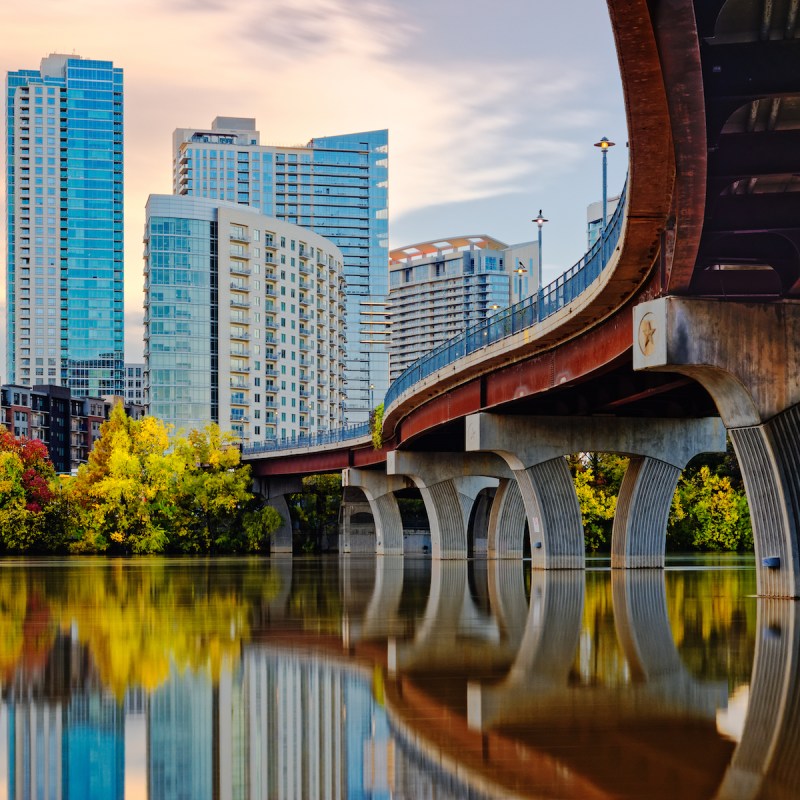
[637,314,657,356]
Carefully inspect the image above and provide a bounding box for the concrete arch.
[634,297,800,596]
[611,456,682,569]
[468,412,724,570]
[342,469,409,555]
[487,478,527,559]
[467,486,495,557]
[387,452,508,560]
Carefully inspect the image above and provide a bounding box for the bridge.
[243,0,800,597]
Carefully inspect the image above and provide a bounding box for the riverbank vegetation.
[0,404,280,555]
[570,448,753,553]
[1,409,754,555]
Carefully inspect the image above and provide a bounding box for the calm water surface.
[1,554,792,799]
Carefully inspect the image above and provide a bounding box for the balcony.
[230,298,250,309]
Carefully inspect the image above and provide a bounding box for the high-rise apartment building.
[172,118,388,423]
[5,54,124,396]
[144,195,346,443]
[387,235,537,382]
[124,362,145,405]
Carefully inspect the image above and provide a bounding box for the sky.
[0,0,628,372]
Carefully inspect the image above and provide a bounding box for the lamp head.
[533,209,548,228]
[594,136,615,150]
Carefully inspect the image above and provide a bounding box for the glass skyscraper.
[6,54,124,396]
[173,118,388,424]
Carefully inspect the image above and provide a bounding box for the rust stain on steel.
[400,382,481,442]
[250,449,350,477]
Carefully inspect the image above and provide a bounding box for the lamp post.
[369,383,374,410]
[532,209,548,291]
[515,263,528,303]
[593,137,615,264]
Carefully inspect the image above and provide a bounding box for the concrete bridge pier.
[252,476,303,554]
[634,297,800,597]
[342,468,410,555]
[467,412,725,570]
[486,478,527,559]
[386,452,508,559]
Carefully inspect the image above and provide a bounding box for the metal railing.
[242,422,370,456]
[384,178,628,409]
[242,179,627,458]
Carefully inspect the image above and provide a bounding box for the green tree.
[668,465,753,552]
[569,454,628,552]
[291,474,342,553]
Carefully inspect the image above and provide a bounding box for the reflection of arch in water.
[260,556,293,621]
[388,560,522,675]
[715,599,800,800]
[468,569,584,730]
[342,555,406,646]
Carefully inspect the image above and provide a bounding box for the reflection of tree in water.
[0,560,289,697]
[571,567,756,688]
[666,568,757,687]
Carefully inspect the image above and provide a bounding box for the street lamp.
[594,137,615,264]
[532,209,548,291]
[369,383,374,409]
[515,262,528,302]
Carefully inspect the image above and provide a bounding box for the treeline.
[0,404,281,555]
[570,448,753,552]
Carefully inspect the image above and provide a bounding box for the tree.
[668,465,753,552]
[291,474,342,553]
[0,426,64,553]
[569,454,628,552]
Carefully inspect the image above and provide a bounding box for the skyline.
[1,1,628,375]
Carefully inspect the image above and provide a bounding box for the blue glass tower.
[173,120,388,424]
[6,54,124,395]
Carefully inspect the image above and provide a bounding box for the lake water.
[1,553,794,799]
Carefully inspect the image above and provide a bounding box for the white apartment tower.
[144,196,346,443]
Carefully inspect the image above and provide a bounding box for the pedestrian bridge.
[244,0,800,597]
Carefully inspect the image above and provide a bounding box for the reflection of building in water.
[148,666,213,800]
[8,693,124,800]
[147,650,392,799]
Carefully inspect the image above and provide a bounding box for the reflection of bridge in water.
[3,557,799,799]
[243,556,800,799]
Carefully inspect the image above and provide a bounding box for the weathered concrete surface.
[342,468,411,555]
[611,456,681,569]
[468,413,723,570]
[251,476,303,554]
[633,298,800,427]
[386,452,501,559]
[339,498,375,554]
[486,478,527,559]
[466,412,725,470]
[634,297,800,597]
[266,494,294,554]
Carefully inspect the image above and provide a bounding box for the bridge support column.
[612,457,681,568]
[387,452,508,559]
[634,297,800,596]
[487,478,527,559]
[467,412,725,570]
[342,469,410,555]
[252,476,303,554]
